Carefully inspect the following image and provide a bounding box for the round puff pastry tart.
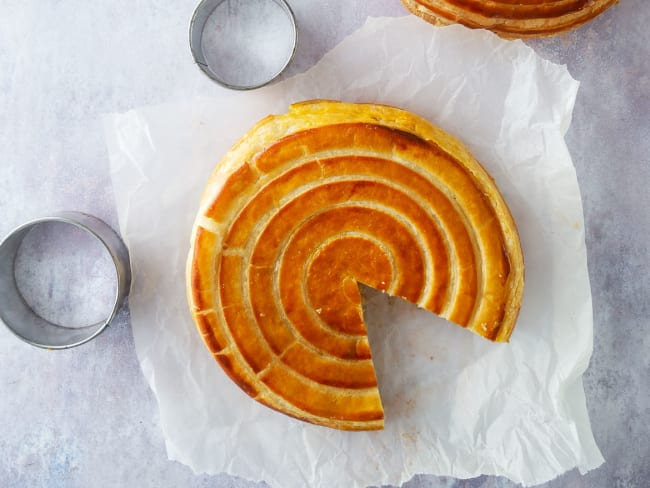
[401,0,619,38]
[187,100,524,431]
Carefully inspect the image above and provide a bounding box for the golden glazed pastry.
[187,100,524,430]
[401,0,619,38]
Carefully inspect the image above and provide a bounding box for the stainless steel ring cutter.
[0,212,131,349]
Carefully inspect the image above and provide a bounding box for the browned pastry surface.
[401,0,619,38]
[187,100,524,430]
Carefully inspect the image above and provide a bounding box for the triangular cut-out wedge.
[187,100,524,430]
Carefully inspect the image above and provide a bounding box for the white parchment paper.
[104,16,603,487]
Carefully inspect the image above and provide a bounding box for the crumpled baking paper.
[104,16,603,487]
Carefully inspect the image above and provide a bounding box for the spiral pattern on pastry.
[187,100,524,430]
[401,0,619,38]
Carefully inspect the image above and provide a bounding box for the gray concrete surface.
[0,1,648,486]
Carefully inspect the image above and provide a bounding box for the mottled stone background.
[0,1,648,487]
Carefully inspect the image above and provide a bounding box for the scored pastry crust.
[187,100,524,430]
[401,0,619,38]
